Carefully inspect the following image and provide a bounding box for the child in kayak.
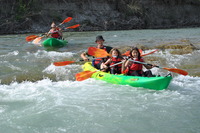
[80,35,113,69]
[47,22,63,39]
[122,47,155,77]
[101,48,125,74]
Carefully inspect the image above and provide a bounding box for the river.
[0,28,200,133]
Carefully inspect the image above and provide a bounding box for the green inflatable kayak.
[42,38,67,47]
[82,62,172,90]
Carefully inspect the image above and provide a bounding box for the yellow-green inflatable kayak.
[82,62,172,90]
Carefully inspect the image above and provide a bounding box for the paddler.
[102,48,125,74]
[80,35,113,69]
[122,47,156,77]
[47,22,63,39]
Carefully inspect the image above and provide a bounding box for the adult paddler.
[47,22,63,39]
[80,35,113,69]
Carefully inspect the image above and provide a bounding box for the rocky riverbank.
[1,0,200,34]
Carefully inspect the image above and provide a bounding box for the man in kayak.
[47,22,63,39]
[81,35,113,69]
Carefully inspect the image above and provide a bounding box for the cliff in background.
[0,0,200,34]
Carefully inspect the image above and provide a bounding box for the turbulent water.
[0,28,200,133]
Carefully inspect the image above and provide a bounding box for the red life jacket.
[110,57,122,67]
[128,58,144,74]
[110,56,122,73]
[92,46,108,65]
[50,28,61,38]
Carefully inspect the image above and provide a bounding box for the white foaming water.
[0,74,199,133]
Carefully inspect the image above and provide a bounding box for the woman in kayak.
[47,22,63,39]
[101,48,125,74]
[122,47,155,77]
[80,35,113,69]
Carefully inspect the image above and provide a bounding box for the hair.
[109,48,122,57]
[130,47,141,60]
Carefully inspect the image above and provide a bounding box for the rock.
[0,0,200,34]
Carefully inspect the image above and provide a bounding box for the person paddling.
[122,47,155,77]
[102,48,125,74]
[47,22,63,39]
[80,35,113,69]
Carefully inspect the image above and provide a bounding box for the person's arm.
[121,59,129,73]
[142,58,156,69]
[47,29,52,37]
[144,64,153,69]
[104,58,111,65]
[81,52,89,61]
[58,28,63,37]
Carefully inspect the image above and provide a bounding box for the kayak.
[82,62,173,90]
[42,38,67,47]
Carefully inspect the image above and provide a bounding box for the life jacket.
[128,58,144,75]
[50,28,61,38]
[110,56,122,74]
[92,46,108,66]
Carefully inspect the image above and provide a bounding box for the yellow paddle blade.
[53,61,75,66]
[75,71,97,81]
[162,67,188,76]
[88,47,110,58]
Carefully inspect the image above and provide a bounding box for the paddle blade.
[32,37,44,45]
[60,17,72,25]
[75,71,96,81]
[53,61,75,66]
[141,49,158,56]
[66,24,80,29]
[88,47,110,58]
[163,67,188,76]
[26,35,39,42]
[122,51,130,56]
[122,49,143,56]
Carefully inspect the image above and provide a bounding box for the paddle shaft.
[128,59,157,67]
[128,59,188,76]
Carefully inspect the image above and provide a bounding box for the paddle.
[53,57,104,66]
[128,59,188,76]
[53,61,75,66]
[76,71,97,81]
[26,35,40,42]
[75,61,123,81]
[32,36,44,46]
[122,49,158,57]
[141,49,158,56]
[59,17,72,25]
[88,47,111,57]
[65,24,80,29]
